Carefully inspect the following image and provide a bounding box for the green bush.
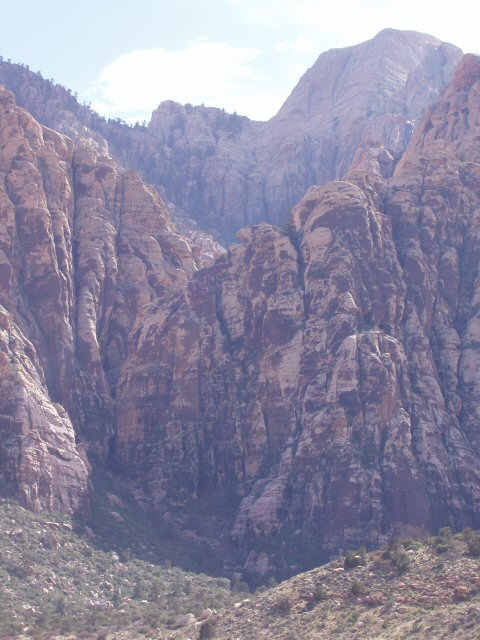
[273,595,293,614]
[383,539,410,574]
[464,530,480,556]
[344,546,367,570]
[350,580,364,596]
[199,618,217,639]
[313,584,325,602]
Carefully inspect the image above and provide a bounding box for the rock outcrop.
[0,30,463,241]
[0,85,219,512]
[0,88,88,511]
[112,54,480,565]
[1,40,480,575]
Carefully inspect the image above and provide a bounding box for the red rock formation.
[1,42,480,577]
[0,87,88,512]
[112,55,480,566]
[0,85,219,512]
[141,30,462,239]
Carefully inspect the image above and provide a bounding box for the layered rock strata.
[1,45,480,571]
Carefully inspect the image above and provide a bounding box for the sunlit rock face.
[113,55,480,555]
[0,87,89,511]
[142,29,462,239]
[1,39,480,571]
[0,85,220,512]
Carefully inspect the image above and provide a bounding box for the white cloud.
[232,0,480,54]
[276,35,317,56]
[87,41,267,123]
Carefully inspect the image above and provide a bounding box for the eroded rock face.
[0,88,88,511]
[0,307,89,512]
[0,30,462,241]
[2,43,480,574]
[0,86,219,511]
[112,55,480,561]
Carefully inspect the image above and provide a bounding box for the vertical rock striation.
[0,87,88,511]
[113,55,480,562]
[1,41,480,574]
[0,85,219,512]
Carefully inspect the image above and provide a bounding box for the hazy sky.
[1,0,478,122]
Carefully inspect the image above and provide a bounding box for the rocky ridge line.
[0,30,463,241]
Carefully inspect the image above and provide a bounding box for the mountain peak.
[372,27,441,42]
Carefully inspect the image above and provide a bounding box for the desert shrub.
[238,580,250,593]
[435,540,451,554]
[54,596,66,615]
[199,618,217,639]
[464,529,480,556]
[273,595,293,614]
[132,578,146,599]
[383,539,410,574]
[393,549,410,574]
[313,584,325,602]
[350,580,364,596]
[344,546,367,569]
[305,583,325,611]
[118,547,132,562]
[467,534,480,556]
[371,556,392,574]
[402,538,423,551]
[434,558,445,571]
[230,572,249,593]
[347,608,361,624]
[432,527,455,553]
[112,586,121,608]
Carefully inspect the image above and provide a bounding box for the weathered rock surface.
[112,55,480,565]
[0,30,462,241]
[0,307,89,512]
[0,88,88,511]
[117,29,463,239]
[1,41,480,575]
[0,85,217,511]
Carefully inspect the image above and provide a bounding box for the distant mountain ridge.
[0,29,462,240]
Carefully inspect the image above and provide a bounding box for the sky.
[0,0,479,123]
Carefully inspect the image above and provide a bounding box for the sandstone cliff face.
[112,55,480,563]
[0,87,88,511]
[0,85,218,512]
[0,30,462,241]
[2,41,480,574]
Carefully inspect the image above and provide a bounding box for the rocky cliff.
[147,28,460,238]
[0,85,219,513]
[111,54,480,567]
[1,40,480,576]
[0,30,463,241]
